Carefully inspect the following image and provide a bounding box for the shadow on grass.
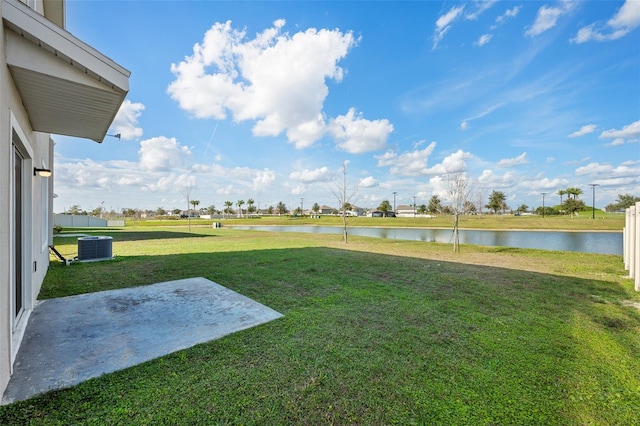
[6,246,640,425]
[55,230,215,242]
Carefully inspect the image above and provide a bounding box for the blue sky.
[53,0,640,213]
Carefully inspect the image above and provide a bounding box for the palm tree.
[237,200,245,217]
[558,189,566,205]
[190,199,200,215]
[224,201,233,218]
[246,199,255,216]
[565,187,583,200]
[574,188,583,199]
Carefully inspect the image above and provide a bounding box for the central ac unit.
[77,236,113,261]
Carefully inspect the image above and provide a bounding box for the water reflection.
[231,225,622,255]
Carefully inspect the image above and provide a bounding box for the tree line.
[61,191,638,220]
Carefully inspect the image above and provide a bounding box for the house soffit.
[2,0,130,142]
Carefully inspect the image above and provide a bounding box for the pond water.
[231,225,623,255]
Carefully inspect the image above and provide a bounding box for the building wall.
[0,0,9,393]
[0,0,54,398]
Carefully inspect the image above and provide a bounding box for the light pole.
[589,184,599,219]
[393,191,397,213]
[413,196,417,217]
[541,192,548,218]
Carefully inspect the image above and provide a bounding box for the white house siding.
[623,202,640,292]
[0,30,53,397]
[0,0,129,397]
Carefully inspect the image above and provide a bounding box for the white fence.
[623,202,640,292]
[54,214,124,228]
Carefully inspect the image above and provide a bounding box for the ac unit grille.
[77,236,113,261]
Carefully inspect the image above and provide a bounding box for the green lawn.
[2,228,639,425]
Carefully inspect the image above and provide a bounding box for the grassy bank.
[125,212,624,231]
[2,228,638,424]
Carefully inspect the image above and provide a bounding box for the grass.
[126,211,625,231]
[2,228,639,424]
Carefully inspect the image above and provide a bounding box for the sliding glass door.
[13,146,24,323]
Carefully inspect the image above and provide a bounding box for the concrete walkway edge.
[2,277,283,404]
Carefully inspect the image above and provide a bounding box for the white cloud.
[575,161,640,179]
[525,1,575,37]
[328,108,393,153]
[139,136,192,171]
[571,0,640,43]
[462,102,506,126]
[289,167,331,183]
[111,100,145,140]
[525,177,569,191]
[608,0,640,29]
[359,176,378,188]
[474,34,493,46]
[433,5,465,50]
[465,0,498,21]
[568,124,597,138]
[284,115,327,149]
[607,138,625,147]
[55,159,135,190]
[480,169,510,189]
[215,185,236,196]
[290,184,307,196]
[497,152,528,167]
[376,141,437,176]
[494,5,522,27]
[477,169,499,185]
[53,145,276,210]
[253,170,276,192]
[431,0,497,50]
[599,120,640,141]
[145,173,195,193]
[409,149,474,182]
[432,150,473,175]
[167,19,361,148]
[575,162,613,176]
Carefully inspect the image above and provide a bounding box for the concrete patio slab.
[1,278,283,404]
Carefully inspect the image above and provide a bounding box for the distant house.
[346,205,365,216]
[0,0,129,397]
[368,211,396,218]
[319,205,335,215]
[396,204,416,217]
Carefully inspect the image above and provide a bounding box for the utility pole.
[589,184,599,219]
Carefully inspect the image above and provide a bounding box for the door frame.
[10,113,34,364]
